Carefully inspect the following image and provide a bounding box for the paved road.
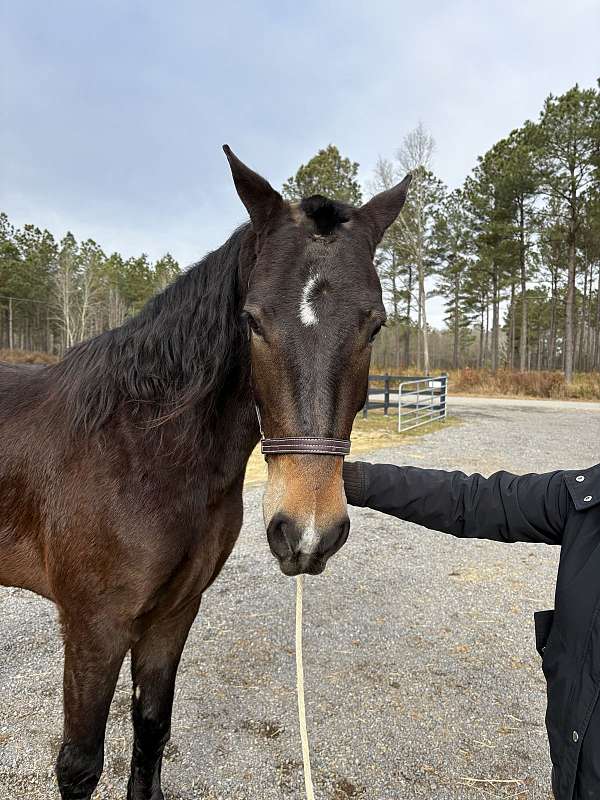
[448,395,600,411]
[1,399,599,799]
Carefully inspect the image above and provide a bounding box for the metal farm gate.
[397,375,447,432]
[362,373,448,433]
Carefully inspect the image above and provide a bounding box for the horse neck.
[120,226,259,458]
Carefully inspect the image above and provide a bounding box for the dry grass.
[446,368,600,401]
[0,348,58,364]
[371,365,600,401]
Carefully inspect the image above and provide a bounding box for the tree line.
[0,216,180,354]
[2,82,599,380]
[284,85,600,380]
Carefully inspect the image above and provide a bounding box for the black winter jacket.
[342,461,600,800]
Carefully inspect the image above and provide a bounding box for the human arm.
[342,461,568,545]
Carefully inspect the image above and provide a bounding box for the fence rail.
[363,373,448,433]
[363,374,426,417]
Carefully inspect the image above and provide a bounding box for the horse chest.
[140,477,246,621]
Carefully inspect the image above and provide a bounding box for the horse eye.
[244,312,263,338]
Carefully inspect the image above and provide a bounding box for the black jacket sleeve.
[343,461,569,545]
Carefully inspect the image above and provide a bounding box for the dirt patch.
[240,719,284,740]
[276,758,302,791]
[333,778,366,798]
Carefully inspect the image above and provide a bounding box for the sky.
[1,0,599,326]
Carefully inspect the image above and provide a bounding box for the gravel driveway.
[1,399,599,800]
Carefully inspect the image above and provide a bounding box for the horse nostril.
[318,518,350,559]
[267,513,301,559]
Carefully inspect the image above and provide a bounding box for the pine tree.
[282,145,362,204]
[431,189,472,367]
[153,253,181,292]
[502,125,539,370]
[534,85,599,381]
[465,144,516,371]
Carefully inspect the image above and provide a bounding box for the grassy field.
[244,413,460,485]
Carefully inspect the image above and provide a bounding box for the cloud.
[1,0,598,325]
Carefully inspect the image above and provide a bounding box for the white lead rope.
[295,574,315,800]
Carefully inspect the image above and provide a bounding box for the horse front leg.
[127,597,202,800]
[56,617,129,800]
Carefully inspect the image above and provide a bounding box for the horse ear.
[223,145,283,231]
[358,174,412,247]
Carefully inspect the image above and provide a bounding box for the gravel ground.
[1,399,599,800]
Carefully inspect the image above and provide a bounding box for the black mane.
[300,195,352,235]
[49,224,253,449]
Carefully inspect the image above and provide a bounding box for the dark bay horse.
[0,146,410,799]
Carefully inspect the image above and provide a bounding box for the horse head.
[224,145,411,576]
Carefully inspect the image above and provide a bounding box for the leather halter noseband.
[255,406,351,458]
[261,437,351,456]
